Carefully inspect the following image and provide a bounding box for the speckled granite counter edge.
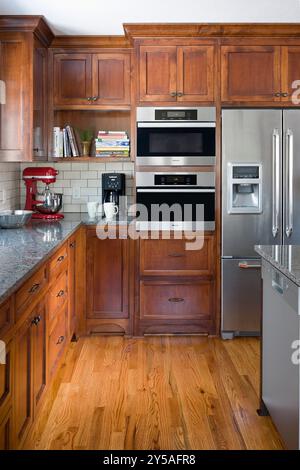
[255,245,300,287]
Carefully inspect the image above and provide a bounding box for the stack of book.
[53,126,82,158]
[95,131,130,158]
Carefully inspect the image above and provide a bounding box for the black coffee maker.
[102,173,126,215]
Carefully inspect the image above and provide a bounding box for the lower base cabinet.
[14,299,47,448]
[86,229,131,335]
[0,408,12,450]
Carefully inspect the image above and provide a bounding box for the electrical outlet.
[72,187,81,199]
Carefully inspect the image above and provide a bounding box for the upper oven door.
[136,122,216,166]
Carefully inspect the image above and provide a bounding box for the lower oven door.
[136,188,215,230]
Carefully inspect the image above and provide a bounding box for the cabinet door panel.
[221,46,281,102]
[92,53,130,105]
[87,235,129,318]
[53,53,92,106]
[14,318,32,446]
[177,46,215,102]
[0,408,12,450]
[139,46,177,102]
[32,301,47,411]
[0,36,29,161]
[33,41,47,159]
[281,46,300,104]
[0,337,13,413]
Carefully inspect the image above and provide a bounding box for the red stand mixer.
[23,167,64,220]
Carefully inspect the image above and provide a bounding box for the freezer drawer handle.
[238,262,261,270]
[285,129,294,238]
[272,129,280,238]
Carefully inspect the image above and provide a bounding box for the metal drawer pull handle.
[57,255,65,262]
[31,315,41,326]
[239,262,261,269]
[29,283,40,293]
[56,290,65,297]
[168,297,184,303]
[57,336,65,345]
[168,253,185,258]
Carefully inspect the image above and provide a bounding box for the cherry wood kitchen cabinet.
[221,45,281,103]
[14,299,47,448]
[135,233,216,336]
[53,51,131,108]
[138,44,215,103]
[86,228,131,335]
[0,407,12,450]
[0,17,53,162]
[281,46,300,104]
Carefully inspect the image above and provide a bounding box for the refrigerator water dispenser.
[227,163,262,214]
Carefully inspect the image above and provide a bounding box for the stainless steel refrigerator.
[222,109,300,339]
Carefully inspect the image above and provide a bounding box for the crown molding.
[0,15,54,45]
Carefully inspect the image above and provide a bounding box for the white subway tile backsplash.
[81,171,98,179]
[0,163,20,211]
[17,161,135,213]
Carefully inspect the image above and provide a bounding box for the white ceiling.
[1,0,300,35]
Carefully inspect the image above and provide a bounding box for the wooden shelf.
[49,156,132,163]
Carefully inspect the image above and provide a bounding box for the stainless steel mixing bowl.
[35,193,63,215]
[0,210,33,229]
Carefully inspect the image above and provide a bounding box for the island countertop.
[255,244,300,287]
[0,213,133,304]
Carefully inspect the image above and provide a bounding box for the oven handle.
[136,188,215,193]
[137,122,216,128]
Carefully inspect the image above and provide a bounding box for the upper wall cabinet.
[281,46,300,104]
[221,45,300,104]
[53,51,131,108]
[138,44,215,103]
[221,46,281,103]
[0,17,53,162]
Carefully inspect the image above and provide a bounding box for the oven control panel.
[154,174,197,185]
[154,109,198,121]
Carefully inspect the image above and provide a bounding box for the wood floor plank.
[25,336,284,450]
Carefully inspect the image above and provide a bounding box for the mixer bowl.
[0,210,33,229]
[35,193,63,215]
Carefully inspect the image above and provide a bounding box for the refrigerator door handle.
[285,129,294,238]
[272,129,280,238]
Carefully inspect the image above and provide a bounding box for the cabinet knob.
[56,335,65,345]
[31,315,41,326]
[274,92,281,97]
[170,92,177,97]
[282,92,289,97]
[177,92,183,97]
[57,255,65,262]
[92,96,99,101]
[56,289,65,298]
[70,242,76,248]
[29,283,40,294]
[87,97,92,102]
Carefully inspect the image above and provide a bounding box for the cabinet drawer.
[48,305,67,378]
[0,299,13,339]
[15,266,47,319]
[49,244,68,282]
[140,236,214,276]
[48,271,68,326]
[140,280,213,320]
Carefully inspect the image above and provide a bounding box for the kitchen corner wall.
[20,161,135,213]
[0,163,21,211]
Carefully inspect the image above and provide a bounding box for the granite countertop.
[255,244,300,287]
[0,213,133,304]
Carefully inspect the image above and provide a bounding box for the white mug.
[87,201,99,219]
[104,202,118,220]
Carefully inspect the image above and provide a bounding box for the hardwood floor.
[24,336,283,450]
